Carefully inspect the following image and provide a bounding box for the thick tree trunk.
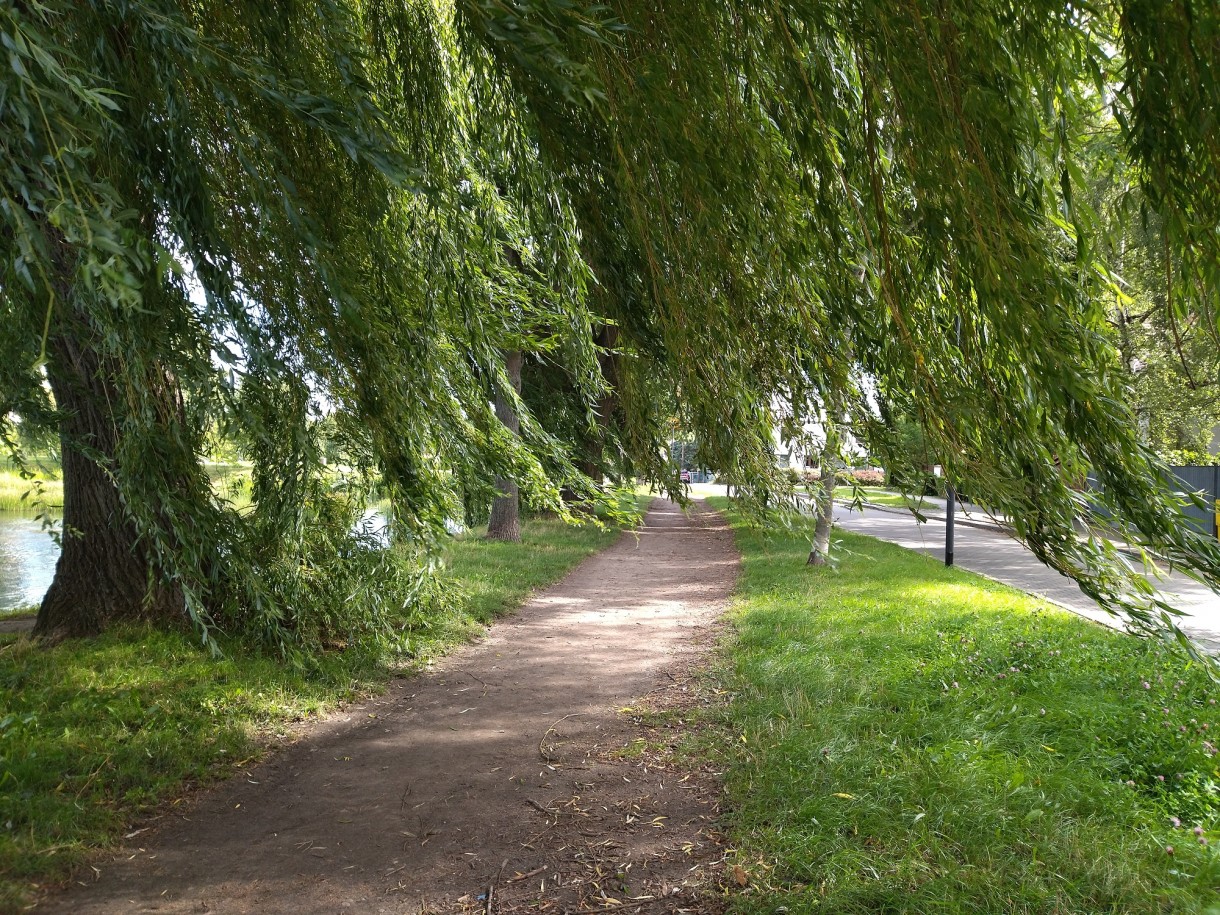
[34,318,186,640]
[487,350,524,542]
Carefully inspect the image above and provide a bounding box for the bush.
[835,468,885,487]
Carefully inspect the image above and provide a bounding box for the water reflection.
[0,508,461,613]
[0,514,59,611]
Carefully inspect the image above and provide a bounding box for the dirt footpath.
[43,498,739,914]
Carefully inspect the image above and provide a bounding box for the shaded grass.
[0,501,645,907]
[701,498,1220,913]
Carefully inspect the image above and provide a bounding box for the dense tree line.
[3,0,1220,650]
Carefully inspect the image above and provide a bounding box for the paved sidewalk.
[834,503,1220,654]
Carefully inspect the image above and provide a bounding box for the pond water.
[0,513,59,612]
[0,510,397,613]
[0,508,446,613]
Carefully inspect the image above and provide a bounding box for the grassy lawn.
[0,503,643,908]
[833,485,923,510]
[702,498,1220,913]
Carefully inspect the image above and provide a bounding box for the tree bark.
[487,349,524,542]
[588,325,619,484]
[34,308,187,640]
[808,434,839,566]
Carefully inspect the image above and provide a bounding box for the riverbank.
[698,498,1219,912]
[0,471,61,514]
[0,504,643,910]
[0,461,256,514]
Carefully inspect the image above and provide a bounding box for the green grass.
[701,498,1220,913]
[0,501,645,908]
[0,463,251,514]
[833,485,923,510]
[0,471,62,514]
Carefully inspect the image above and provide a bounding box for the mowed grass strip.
[0,503,641,908]
[704,499,1220,914]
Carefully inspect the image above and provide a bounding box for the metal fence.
[1088,465,1220,538]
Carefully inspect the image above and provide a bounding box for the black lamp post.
[945,314,961,568]
[945,479,955,567]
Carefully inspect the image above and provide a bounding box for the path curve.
[42,498,738,914]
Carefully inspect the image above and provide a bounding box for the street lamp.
[934,463,955,567]
[945,314,961,567]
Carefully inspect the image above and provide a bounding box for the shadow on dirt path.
[41,498,739,914]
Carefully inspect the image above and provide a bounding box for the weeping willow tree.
[4,0,1220,650]
[0,0,602,645]
[471,0,1220,644]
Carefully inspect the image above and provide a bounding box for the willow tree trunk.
[487,350,524,542]
[587,324,620,484]
[34,314,186,640]
[808,433,839,566]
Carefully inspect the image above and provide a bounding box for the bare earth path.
[42,499,738,914]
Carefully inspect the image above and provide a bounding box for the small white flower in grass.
[1166,845,1174,855]
[1195,826,1205,837]
[1142,681,1151,690]
[1171,817,1181,828]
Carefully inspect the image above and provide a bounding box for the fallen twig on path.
[485,858,507,915]
[505,865,547,883]
[561,899,656,914]
[539,713,584,761]
[466,671,489,698]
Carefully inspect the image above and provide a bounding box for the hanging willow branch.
[3,0,1220,655]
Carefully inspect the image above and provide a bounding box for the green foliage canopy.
[4,0,1220,650]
